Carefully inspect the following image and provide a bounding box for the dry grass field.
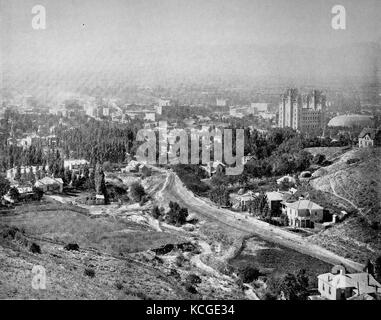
[309,147,381,263]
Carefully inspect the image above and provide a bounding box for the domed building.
[327,114,374,128]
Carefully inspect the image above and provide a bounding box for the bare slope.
[309,147,381,262]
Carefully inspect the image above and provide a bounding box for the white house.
[64,159,89,171]
[282,199,323,228]
[311,265,381,300]
[6,165,48,181]
[35,177,64,193]
[358,128,381,148]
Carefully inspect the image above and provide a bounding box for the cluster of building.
[2,159,92,204]
[228,174,329,229]
[5,122,58,150]
[228,103,276,120]
[121,159,151,176]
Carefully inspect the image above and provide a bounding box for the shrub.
[238,266,260,283]
[124,288,151,300]
[139,195,148,206]
[32,187,44,201]
[184,283,197,294]
[175,252,186,267]
[129,182,146,202]
[186,274,202,285]
[151,206,162,219]
[166,201,188,226]
[30,243,41,254]
[370,221,380,230]
[84,268,95,278]
[167,268,181,281]
[64,243,79,251]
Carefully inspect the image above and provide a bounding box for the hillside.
[0,200,246,300]
[308,147,381,263]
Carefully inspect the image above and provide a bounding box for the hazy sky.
[1,0,380,88]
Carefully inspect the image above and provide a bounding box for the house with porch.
[282,199,323,228]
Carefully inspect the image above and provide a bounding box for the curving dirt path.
[156,171,364,272]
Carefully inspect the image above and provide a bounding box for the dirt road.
[157,171,364,272]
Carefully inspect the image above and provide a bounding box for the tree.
[0,176,11,199]
[83,164,90,180]
[279,178,294,191]
[27,167,35,184]
[166,201,188,226]
[248,193,270,218]
[129,182,146,202]
[8,187,20,202]
[312,153,326,165]
[209,185,230,207]
[151,206,162,219]
[32,187,44,201]
[238,266,261,283]
[185,274,202,286]
[94,163,106,194]
[63,169,72,186]
[273,269,310,300]
[15,165,22,181]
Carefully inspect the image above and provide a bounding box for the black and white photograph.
[0,0,380,307]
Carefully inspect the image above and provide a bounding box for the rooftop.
[284,199,323,210]
[318,272,381,295]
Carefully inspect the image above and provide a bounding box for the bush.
[370,221,380,230]
[238,266,260,283]
[312,154,326,165]
[30,243,41,254]
[166,201,188,226]
[167,268,181,281]
[129,182,146,202]
[32,187,44,201]
[139,195,148,206]
[64,243,79,251]
[124,288,151,300]
[84,268,95,278]
[175,252,186,267]
[151,206,162,219]
[8,187,20,202]
[186,274,202,285]
[184,283,198,294]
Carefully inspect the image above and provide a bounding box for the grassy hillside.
[308,147,381,263]
[0,202,247,300]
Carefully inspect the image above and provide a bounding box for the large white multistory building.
[278,89,326,133]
